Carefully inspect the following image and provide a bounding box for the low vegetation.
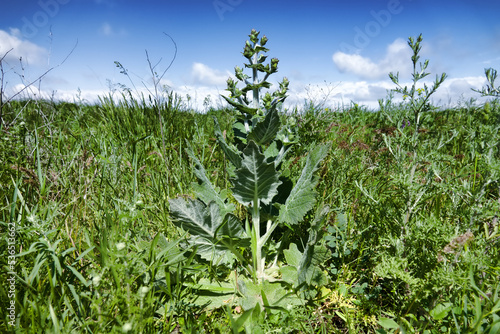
[1,30,499,333]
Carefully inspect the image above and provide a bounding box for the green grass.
[1,94,499,333]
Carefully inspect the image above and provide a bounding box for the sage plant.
[169,29,329,283]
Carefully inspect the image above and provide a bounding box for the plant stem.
[252,197,263,281]
[252,51,259,110]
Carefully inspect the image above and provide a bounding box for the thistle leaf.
[279,144,329,225]
[248,106,280,146]
[169,199,245,265]
[232,141,282,206]
[169,198,221,239]
[218,213,246,239]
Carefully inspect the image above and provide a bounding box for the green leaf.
[229,307,253,334]
[232,141,282,206]
[283,243,302,267]
[217,213,251,250]
[248,106,280,146]
[489,320,500,334]
[221,94,258,115]
[218,213,246,239]
[378,317,400,329]
[297,244,329,287]
[186,145,235,215]
[169,198,248,264]
[189,235,236,264]
[279,144,329,225]
[169,198,221,239]
[189,277,237,309]
[430,302,453,320]
[239,278,301,311]
[280,265,298,286]
[298,206,330,287]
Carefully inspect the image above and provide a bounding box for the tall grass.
[1,85,499,332]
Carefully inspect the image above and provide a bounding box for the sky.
[1,0,499,111]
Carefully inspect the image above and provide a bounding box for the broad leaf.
[169,198,248,265]
[169,198,222,239]
[248,106,280,146]
[218,213,246,239]
[283,243,302,267]
[284,209,330,289]
[189,235,236,264]
[378,317,400,329]
[217,213,251,250]
[279,144,329,225]
[238,278,302,311]
[429,302,453,320]
[232,141,282,206]
[186,145,235,215]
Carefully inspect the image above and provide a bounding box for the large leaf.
[169,198,221,239]
[186,145,235,215]
[169,198,248,264]
[238,278,302,311]
[279,144,329,225]
[283,208,330,289]
[248,106,280,146]
[232,141,282,206]
[189,235,236,264]
[218,213,246,239]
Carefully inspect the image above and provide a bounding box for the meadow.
[1,30,499,333]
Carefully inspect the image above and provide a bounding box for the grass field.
[1,31,499,333]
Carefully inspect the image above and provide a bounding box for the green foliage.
[169,31,330,305]
[473,67,500,97]
[0,31,498,333]
[167,32,331,334]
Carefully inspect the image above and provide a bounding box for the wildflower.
[401,119,410,129]
[122,323,133,332]
[92,275,101,286]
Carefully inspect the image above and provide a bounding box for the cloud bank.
[332,38,411,80]
[0,28,48,65]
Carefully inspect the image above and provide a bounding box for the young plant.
[389,34,447,145]
[168,29,329,284]
[386,34,447,225]
[473,67,500,97]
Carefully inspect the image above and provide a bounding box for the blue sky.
[1,0,499,110]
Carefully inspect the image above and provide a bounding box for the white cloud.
[332,38,411,80]
[0,28,48,65]
[100,23,113,36]
[99,23,126,37]
[284,74,492,111]
[190,62,231,86]
[285,80,394,110]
